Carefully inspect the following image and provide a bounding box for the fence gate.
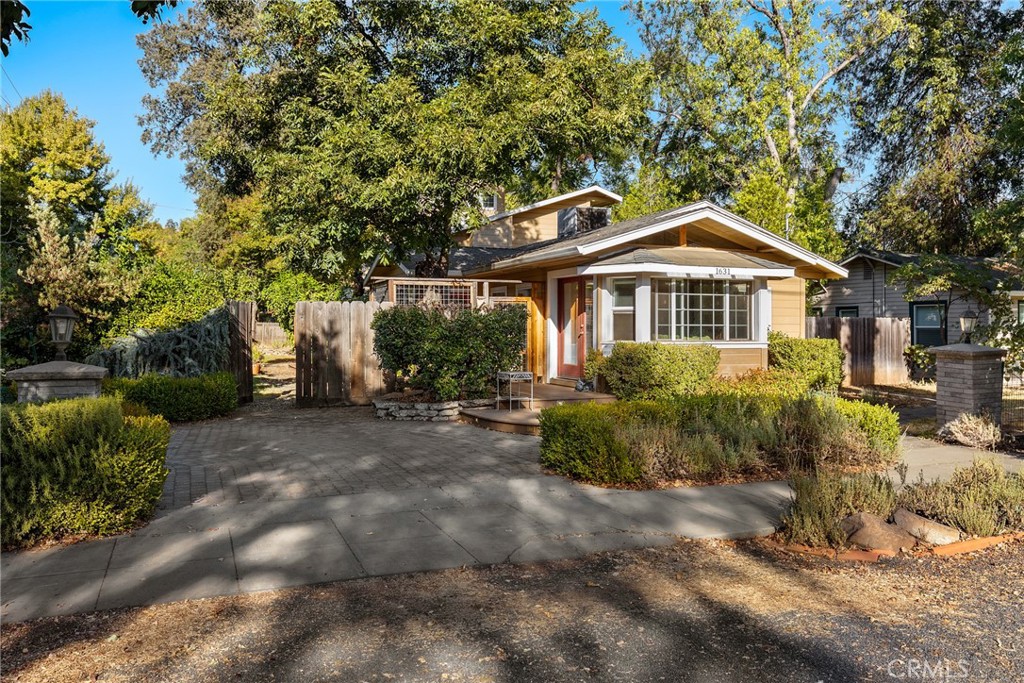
[1005,369,1024,433]
[226,300,256,404]
[806,316,911,386]
[294,300,390,406]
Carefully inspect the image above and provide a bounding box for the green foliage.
[903,344,936,380]
[87,307,229,378]
[897,460,1024,538]
[105,260,256,339]
[103,372,238,422]
[782,460,1024,548]
[0,397,170,548]
[138,1,648,282]
[845,1,1022,258]
[262,271,343,333]
[595,342,720,401]
[372,305,528,402]
[538,402,645,485]
[539,393,901,487]
[782,472,897,548]
[768,331,844,391]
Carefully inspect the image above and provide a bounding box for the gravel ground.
[2,538,1022,682]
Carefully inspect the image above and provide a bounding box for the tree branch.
[799,46,866,115]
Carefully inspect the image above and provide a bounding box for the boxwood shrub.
[103,371,237,422]
[768,331,844,391]
[1,397,170,548]
[593,342,720,400]
[539,393,901,487]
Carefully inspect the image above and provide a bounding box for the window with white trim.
[651,279,752,342]
[480,193,498,210]
[610,278,635,341]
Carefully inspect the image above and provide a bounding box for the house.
[372,186,848,384]
[813,249,1024,347]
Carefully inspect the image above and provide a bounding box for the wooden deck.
[462,383,615,436]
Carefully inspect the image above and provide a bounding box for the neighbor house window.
[1018,300,1023,324]
[911,302,945,346]
[651,279,752,342]
[810,307,824,317]
[610,278,635,341]
[836,306,859,318]
[480,193,498,210]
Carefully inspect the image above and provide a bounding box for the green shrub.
[782,472,897,547]
[710,368,814,401]
[1,398,170,548]
[897,460,1024,537]
[596,342,720,400]
[539,393,901,487]
[539,403,644,485]
[768,331,844,391]
[372,304,528,401]
[104,372,238,421]
[262,271,343,333]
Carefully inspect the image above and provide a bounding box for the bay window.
[652,279,752,342]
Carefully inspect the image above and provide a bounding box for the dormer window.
[480,193,498,210]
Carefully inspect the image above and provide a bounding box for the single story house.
[373,186,847,383]
[812,249,1024,347]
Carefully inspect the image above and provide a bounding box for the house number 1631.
[715,267,731,277]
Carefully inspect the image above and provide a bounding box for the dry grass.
[939,413,1002,450]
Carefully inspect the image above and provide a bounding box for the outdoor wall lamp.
[48,305,79,361]
[959,309,979,344]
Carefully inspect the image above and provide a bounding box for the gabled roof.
[486,185,622,222]
[465,201,847,278]
[839,248,918,268]
[841,248,1023,291]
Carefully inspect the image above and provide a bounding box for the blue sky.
[0,1,639,224]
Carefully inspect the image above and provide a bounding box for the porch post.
[635,274,652,342]
[598,277,613,350]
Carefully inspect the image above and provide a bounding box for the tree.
[843,0,1023,256]
[137,0,648,285]
[625,0,900,254]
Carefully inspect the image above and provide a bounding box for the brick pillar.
[932,343,1006,427]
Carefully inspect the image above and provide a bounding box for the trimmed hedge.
[590,342,720,400]
[372,304,528,401]
[768,331,844,391]
[1,397,170,548]
[104,372,238,422]
[539,393,901,487]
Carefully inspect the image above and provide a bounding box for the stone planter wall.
[373,397,493,421]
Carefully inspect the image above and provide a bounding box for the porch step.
[495,393,617,411]
[459,408,541,436]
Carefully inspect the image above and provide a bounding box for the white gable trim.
[487,185,622,222]
[578,263,794,279]
[577,204,847,278]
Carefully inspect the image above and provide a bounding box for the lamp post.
[960,309,979,344]
[48,305,79,361]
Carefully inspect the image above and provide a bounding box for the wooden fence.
[294,300,390,406]
[254,321,289,348]
[805,316,911,386]
[226,300,256,404]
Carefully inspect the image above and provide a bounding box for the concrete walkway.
[0,477,790,622]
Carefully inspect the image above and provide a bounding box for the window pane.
[613,312,635,341]
[612,279,635,307]
[916,328,943,347]
[914,305,942,328]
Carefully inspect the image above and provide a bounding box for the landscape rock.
[840,512,917,553]
[893,508,960,545]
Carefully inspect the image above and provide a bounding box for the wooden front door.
[557,277,589,379]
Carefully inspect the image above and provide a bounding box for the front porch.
[460,383,615,436]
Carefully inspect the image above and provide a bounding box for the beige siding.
[769,277,806,338]
[717,347,768,376]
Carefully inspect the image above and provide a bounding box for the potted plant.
[252,344,266,375]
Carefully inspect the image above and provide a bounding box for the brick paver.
[158,407,541,511]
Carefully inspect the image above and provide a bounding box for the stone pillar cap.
[928,343,1007,359]
[6,361,110,381]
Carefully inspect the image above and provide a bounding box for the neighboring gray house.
[813,249,1024,347]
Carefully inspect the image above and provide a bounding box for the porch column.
[635,274,652,342]
[597,277,613,350]
[755,281,772,342]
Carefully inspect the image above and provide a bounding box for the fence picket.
[806,316,911,386]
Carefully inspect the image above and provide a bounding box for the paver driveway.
[159,406,541,510]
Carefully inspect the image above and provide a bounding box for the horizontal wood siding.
[254,321,289,348]
[717,347,768,376]
[769,277,805,338]
[806,316,911,386]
